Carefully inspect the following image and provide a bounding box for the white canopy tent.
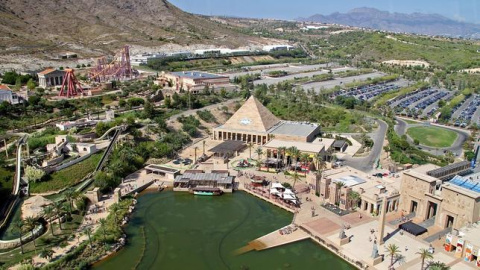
[270,188,281,195]
[272,182,285,189]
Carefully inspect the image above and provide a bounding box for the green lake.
[94,191,354,270]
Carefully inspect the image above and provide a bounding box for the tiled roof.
[0,84,11,91]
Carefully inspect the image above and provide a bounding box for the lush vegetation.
[196,110,217,123]
[178,115,202,137]
[30,152,103,193]
[407,126,458,148]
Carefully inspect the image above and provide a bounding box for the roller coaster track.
[95,126,125,172]
[0,135,27,230]
[12,135,27,196]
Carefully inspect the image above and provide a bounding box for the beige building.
[212,96,321,145]
[399,163,479,230]
[155,71,230,94]
[315,167,401,215]
[38,68,66,88]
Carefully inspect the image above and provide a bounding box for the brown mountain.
[0,0,263,57]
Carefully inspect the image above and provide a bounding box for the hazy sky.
[169,0,480,24]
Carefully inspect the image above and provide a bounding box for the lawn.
[0,167,14,206]
[407,126,458,148]
[30,152,103,193]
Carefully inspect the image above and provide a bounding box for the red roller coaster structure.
[58,69,84,97]
[89,45,133,82]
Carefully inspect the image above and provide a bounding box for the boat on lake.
[192,187,223,196]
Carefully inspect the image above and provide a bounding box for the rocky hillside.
[299,7,480,38]
[0,0,265,58]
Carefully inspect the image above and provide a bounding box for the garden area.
[30,152,103,194]
[406,126,458,148]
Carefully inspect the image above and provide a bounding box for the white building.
[262,45,294,52]
[37,68,66,88]
[0,85,20,104]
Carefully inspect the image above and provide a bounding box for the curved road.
[395,118,468,156]
[343,119,388,172]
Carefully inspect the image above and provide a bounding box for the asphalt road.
[395,118,468,157]
[342,119,388,172]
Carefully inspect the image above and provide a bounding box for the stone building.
[212,96,321,145]
[399,163,479,230]
[316,166,401,215]
[37,68,66,88]
[0,84,20,104]
[155,71,230,94]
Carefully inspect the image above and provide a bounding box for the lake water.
[94,191,354,270]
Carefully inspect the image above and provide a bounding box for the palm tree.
[335,181,345,203]
[42,205,55,236]
[53,201,64,230]
[287,146,300,169]
[386,244,401,268]
[39,248,54,261]
[347,190,361,210]
[24,217,39,253]
[427,261,450,270]
[315,153,326,177]
[84,226,93,247]
[255,147,264,170]
[14,221,24,254]
[417,248,433,270]
[291,171,300,192]
[300,153,310,176]
[247,142,254,159]
[63,190,74,218]
[99,218,108,244]
[110,204,120,224]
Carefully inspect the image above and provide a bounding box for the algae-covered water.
[94,191,354,270]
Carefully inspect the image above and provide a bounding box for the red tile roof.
[38,68,56,75]
[0,84,11,91]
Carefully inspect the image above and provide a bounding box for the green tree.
[164,95,171,108]
[143,100,154,119]
[14,221,24,254]
[26,78,36,91]
[39,248,54,261]
[416,248,433,270]
[24,166,46,183]
[24,217,39,253]
[427,261,450,270]
[42,205,55,236]
[255,147,264,170]
[84,226,93,247]
[347,190,361,210]
[99,218,108,244]
[386,244,401,268]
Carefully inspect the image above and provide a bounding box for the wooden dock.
[236,226,310,254]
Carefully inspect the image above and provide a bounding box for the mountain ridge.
[0,0,265,57]
[298,7,480,38]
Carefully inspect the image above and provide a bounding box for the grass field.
[30,152,103,193]
[407,126,458,148]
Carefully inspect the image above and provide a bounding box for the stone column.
[378,198,388,244]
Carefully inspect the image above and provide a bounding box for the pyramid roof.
[219,96,280,133]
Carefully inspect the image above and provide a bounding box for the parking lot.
[420,92,454,118]
[333,82,400,101]
[452,94,480,127]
